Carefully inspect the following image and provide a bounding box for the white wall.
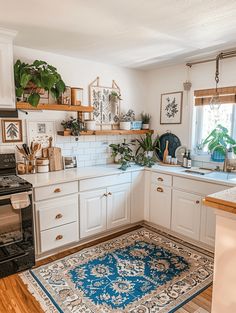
[145,58,236,149]
[0,46,146,166]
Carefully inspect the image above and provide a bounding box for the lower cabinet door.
[171,190,201,240]
[200,203,216,247]
[149,184,171,229]
[80,188,107,238]
[107,183,131,229]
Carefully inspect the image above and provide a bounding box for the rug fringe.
[19,272,59,313]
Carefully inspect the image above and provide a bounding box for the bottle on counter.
[183,150,187,167]
[187,150,192,168]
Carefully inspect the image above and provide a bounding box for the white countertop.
[20,163,236,188]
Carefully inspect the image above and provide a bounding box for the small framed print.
[160,91,183,124]
[1,119,23,143]
[27,120,55,149]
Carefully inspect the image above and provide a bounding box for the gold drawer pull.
[103,193,108,197]
[157,177,164,182]
[54,188,61,193]
[157,187,164,192]
[107,192,112,196]
[56,235,63,241]
[55,213,63,219]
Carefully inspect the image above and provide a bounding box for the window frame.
[194,103,236,156]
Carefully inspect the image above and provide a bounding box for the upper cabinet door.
[0,30,16,110]
[107,183,131,229]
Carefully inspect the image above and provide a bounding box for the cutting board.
[48,147,63,171]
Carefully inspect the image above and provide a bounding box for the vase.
[85,120,96,131]
[142,123,150,130]
[145,151,154,158]
[119,121,131,130]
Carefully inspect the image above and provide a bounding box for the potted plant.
[109,139,134,170]
[202,124,236,162]
[136,133,160,158]
[14,59,66,107]
[61,117,86,136]
[109,91,122,103]
[119,110,135,130]
[141,112,151,129]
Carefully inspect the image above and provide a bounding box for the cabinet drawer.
[173,176,228,195]
[40,222,79,253]
[151,172,172,186]
[36,194,78,231]
[80,173,131,191]
[34,181,78,201]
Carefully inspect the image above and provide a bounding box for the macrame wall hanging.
[89,77,121,130]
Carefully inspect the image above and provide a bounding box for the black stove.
[0,153,35,279]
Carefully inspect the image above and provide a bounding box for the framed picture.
[160,91,183,124]
[27,120,55,149]
[1,119,23,143]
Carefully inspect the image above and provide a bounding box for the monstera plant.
[14,59,66,107]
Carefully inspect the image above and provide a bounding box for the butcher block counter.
[204,186,236,214]
[204,187,236,313]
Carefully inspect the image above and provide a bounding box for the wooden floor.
[0,226,212,313]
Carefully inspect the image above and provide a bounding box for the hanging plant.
[14,59,66,107]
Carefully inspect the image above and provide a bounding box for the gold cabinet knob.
[156,187,164,192]
[157,177,164,182]
[107,192,112,196]
[196,200,200,204]
[103,193,108,197]
[54,188,61,193]
[55,213,63,219]
[56,235,63,241]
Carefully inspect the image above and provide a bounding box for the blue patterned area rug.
[20,228,213,312]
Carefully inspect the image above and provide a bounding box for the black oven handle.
[0,191,32,201]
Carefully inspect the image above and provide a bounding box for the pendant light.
[210,53,223,110]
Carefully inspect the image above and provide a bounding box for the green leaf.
[20,73,32,88]
[28,93,40,107]
[55,79,66,93]
[15,87,23,97]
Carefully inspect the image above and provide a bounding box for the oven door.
[0,192,34,262]
[0,195,23,246]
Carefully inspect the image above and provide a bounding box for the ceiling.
[1,0,236,69]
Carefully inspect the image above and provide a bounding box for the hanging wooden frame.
[89,77,121,130]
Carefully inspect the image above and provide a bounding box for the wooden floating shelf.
[57,129,154,136]
[16,102,93,113]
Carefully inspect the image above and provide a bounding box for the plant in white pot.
[135,133,160,167]
[141,112,151,129]
[119,110,135,130]
[109,140,135,170]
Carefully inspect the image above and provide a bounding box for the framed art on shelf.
[1,119,23,143]
[160,91,183,124]
[27,120,55,149]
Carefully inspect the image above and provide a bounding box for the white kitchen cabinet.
[200,203,216,247]
[0,30,16,110]
[171,190,201,240]
[131,171,144,223]
[107,183,131,229]
[149,183,171,229]
[80,188,107,238]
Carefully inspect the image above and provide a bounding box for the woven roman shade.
[194,86,236,106]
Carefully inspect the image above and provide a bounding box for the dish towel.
[10,192,30,210]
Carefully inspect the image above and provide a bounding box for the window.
[194,104,236,153]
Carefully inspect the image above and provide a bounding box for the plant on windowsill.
[109,139,135,170]
[202,124,236,162]
[61,117,86,136]
[14,59,66,107]
[135,133,160,167]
